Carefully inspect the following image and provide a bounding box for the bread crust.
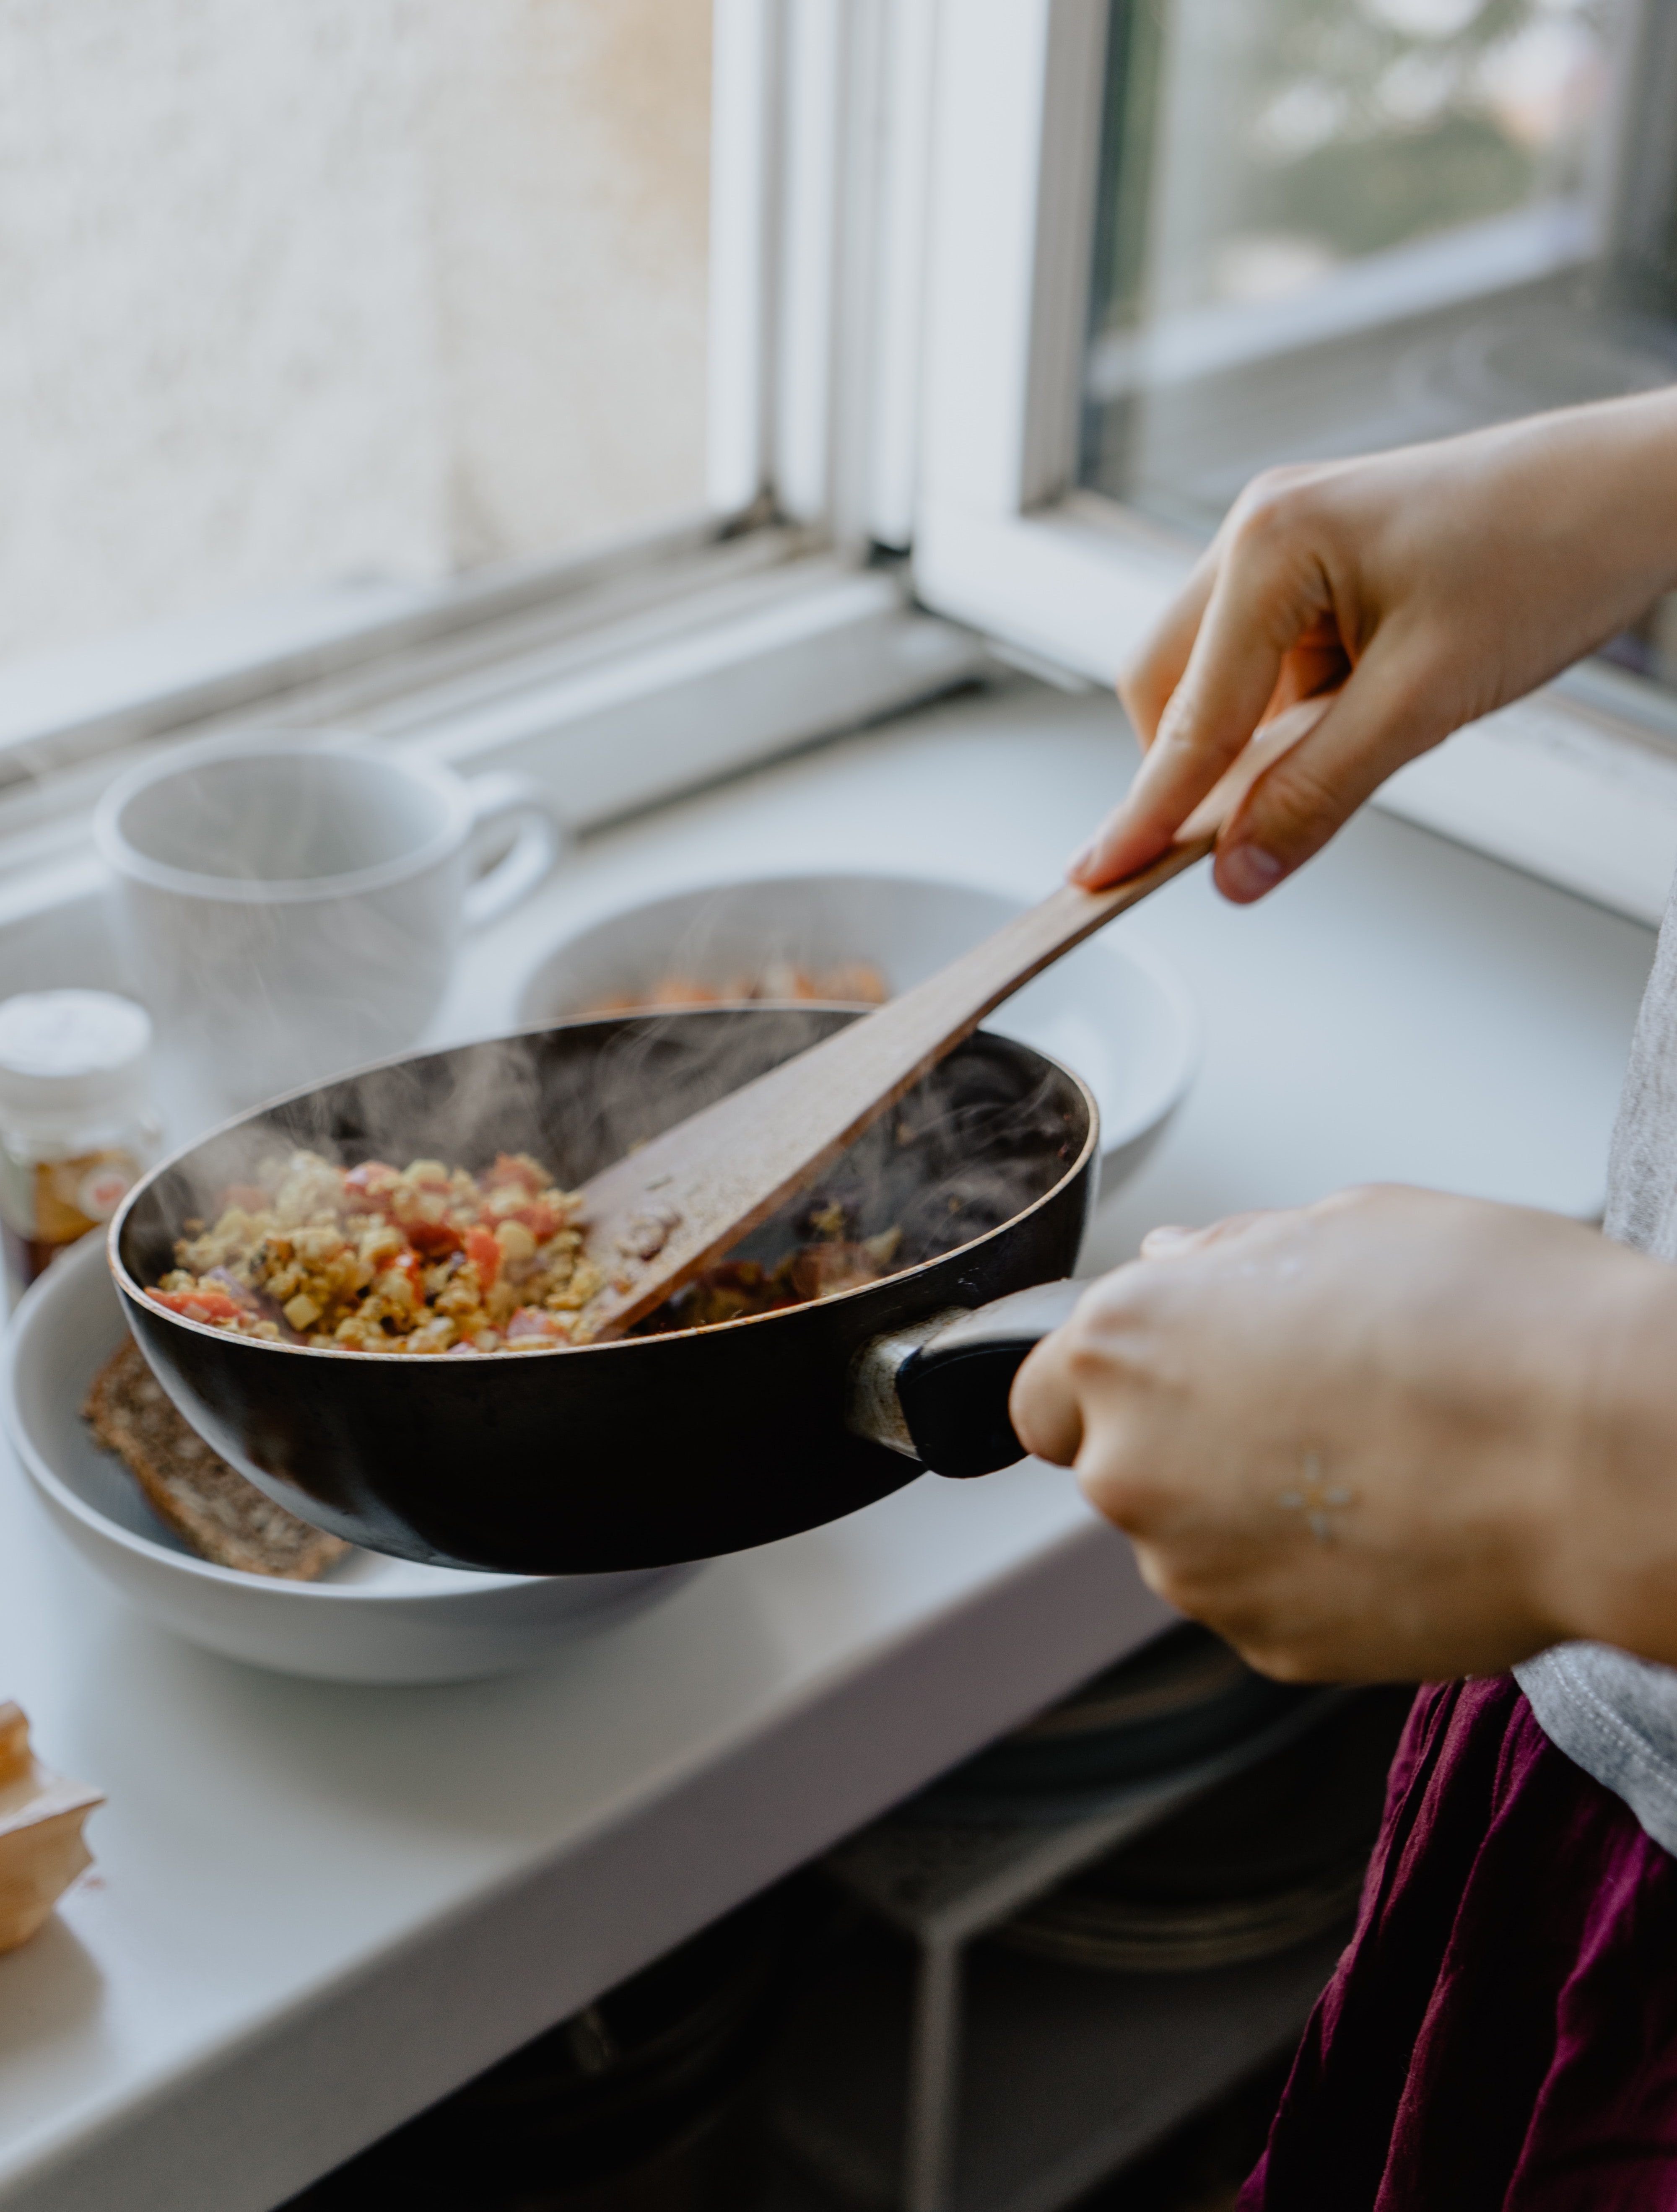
[83,1338,349,1580]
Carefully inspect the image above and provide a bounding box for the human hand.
[1070,390,1677,904]
[1010,1186,1677,1683]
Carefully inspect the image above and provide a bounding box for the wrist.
[1532,1239,1677,1663]
[1492,393,1677,643]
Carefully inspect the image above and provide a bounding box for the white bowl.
[517,871,1200,1193]
[2,1236,698,1685]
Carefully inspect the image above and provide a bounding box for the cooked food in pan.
[85,1338,348,1577]
[145,1147,911,1354]
[149,1149,603,1354]
[636,1214,903,1333]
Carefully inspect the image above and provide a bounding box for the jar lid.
[0,992,153,1128]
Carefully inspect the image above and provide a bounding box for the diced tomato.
[148,1288,247,1323]
[505,1306,564,1342]
[404,1218,463,1258]
[343,1161,400,1211]
[486,1153,546,1192]
[220,1183,271,1214]
[464,1226,501,1290]
[506,1201,562,1241]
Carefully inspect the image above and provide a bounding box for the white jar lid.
[0,991,153,1129]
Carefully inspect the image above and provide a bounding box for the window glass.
[0,0,711,670]
[1082,1,1675,547]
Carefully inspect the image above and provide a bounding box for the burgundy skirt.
[1238,1673,1677,2211]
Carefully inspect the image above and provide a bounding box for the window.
[1084,0,1628,534]
[9,0,1677,931]
[912,0,1677,925]
[0,0,712,670]
[0,3,982,928]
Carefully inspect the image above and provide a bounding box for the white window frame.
[907,0,1677,928]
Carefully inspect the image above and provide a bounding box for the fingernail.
[1140,1224,1198,1256]
[1219,844,1286,902]
[1065,840,1098,881]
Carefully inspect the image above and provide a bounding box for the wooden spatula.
[572,702,1330,1340]
[570,834,1205,1339]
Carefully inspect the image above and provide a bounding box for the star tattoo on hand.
[1277,1451,1356,1544]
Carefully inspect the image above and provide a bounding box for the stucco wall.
[0,0,710,666]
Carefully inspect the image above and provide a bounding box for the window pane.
[1082,0,1671,540]
[0,0,711,669]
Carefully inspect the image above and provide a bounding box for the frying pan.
[111,1006,1093,1574]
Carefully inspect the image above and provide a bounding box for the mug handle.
[462,771,566,928]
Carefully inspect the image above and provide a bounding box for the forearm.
[1454,390,1677,699]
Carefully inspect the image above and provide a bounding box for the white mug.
[93,735,563,1118]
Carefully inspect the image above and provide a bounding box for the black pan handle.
[847,1279,1087,1479]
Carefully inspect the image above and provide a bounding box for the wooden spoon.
[571,833,1207,1339]
[573,703,1332,1339]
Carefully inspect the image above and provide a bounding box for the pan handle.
[847,1279,1086,1479]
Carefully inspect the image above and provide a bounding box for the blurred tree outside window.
[1096,0,1608,333]
[1082,0,1677,688]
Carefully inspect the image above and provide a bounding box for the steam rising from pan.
[516,871,1199,1196]
[121,1008,1080,1326]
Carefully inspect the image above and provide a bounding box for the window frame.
[907,0,1677,928]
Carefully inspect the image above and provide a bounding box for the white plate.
[516,871,1200,1193]
[2,1235,698,1684]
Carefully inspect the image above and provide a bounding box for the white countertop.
[0,679,1656,2212]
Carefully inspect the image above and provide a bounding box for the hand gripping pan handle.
[847,1280,1087,1478]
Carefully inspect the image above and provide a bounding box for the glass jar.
[0,991,161,1305]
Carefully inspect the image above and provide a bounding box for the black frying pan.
[110,1006,1093,1574]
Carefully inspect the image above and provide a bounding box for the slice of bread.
[83,1338,350,1581]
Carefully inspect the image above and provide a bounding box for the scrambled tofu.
[150,1150,604,1355]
